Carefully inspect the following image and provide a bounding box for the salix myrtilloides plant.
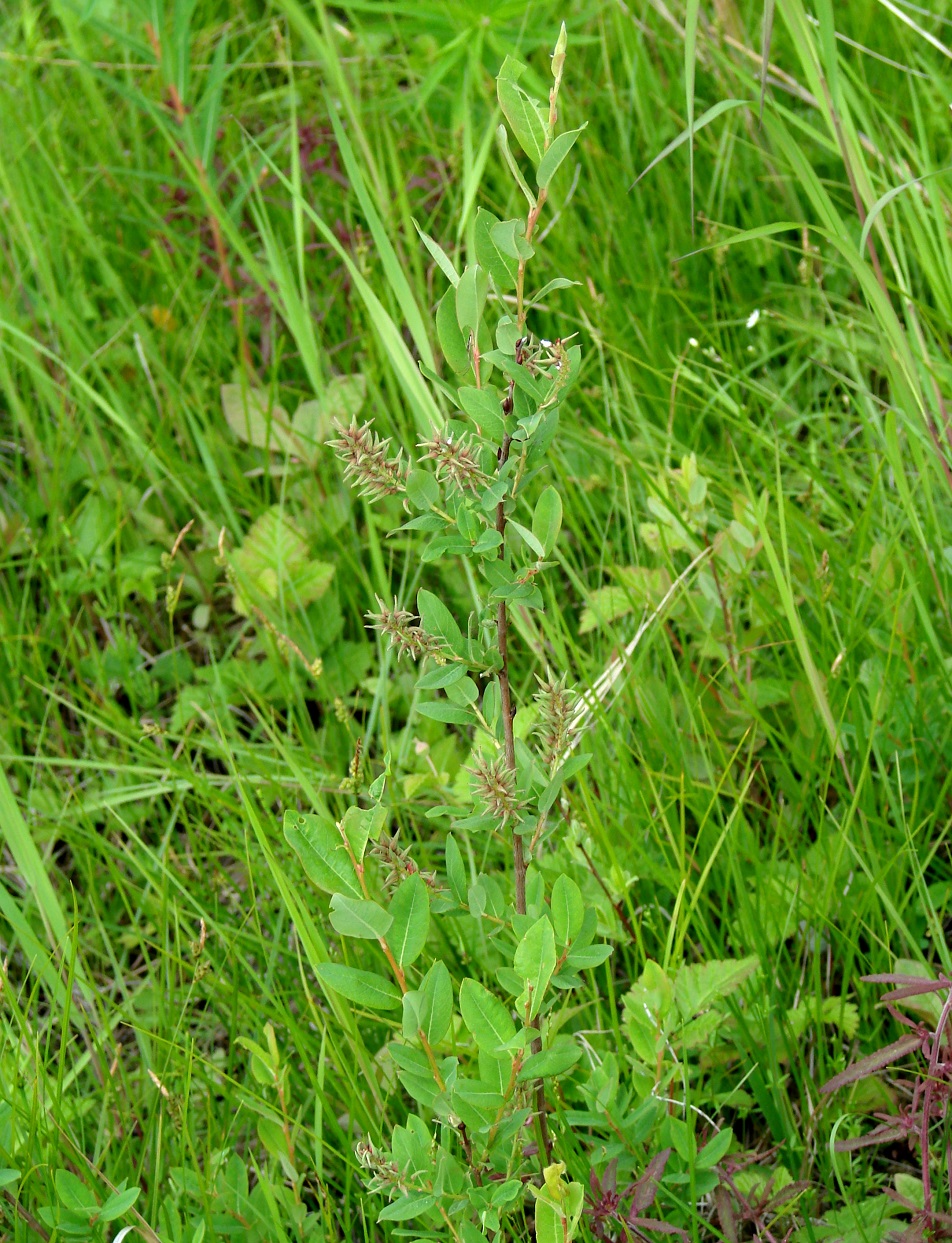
[284,28,603,1242]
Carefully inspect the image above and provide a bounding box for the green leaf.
[539,754,591,815]
[418,663,468,691]
[513,916,556,1019]
[490,218,534,262]
[388,873,430,967]
[532,486,563,556]
[231,507,334,617]
[378,1192,437,1222]
[459,978,517,1054]
[674,955,760,1021]
[458,386,506,440]
[406,468,441,511]
[98,1186,141,1222]
[550,874,584,945]
[474,208,518,291]
[518,1043,582,1081]
[445,834,467,904]
[456,264,489,340]
[55,1171,98,1213]
[536,124,586,189]
[496,57,546,166]
[417,588,465,657]
[697,1126,733,1169]
[315,964,402,1010]
[417,701,477,726]
[341,803,385,862]
[412,218,459,286]
[0,1170,19,1189]
[283,810,362,900]
[417,959,453,1043]
[329,893,393,940]
[565,943,612,970]
[437,287,472,374]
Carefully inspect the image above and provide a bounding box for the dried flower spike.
[534,671,577,770]
[418,430,486,492]
[327,418,407,500]
[366,596,443,662]
[469,751,525,826]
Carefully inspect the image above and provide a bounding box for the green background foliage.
[1,0,952,1237]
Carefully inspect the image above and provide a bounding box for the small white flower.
[746,308,760,329]
[688,337,699,347]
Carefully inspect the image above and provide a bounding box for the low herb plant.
[280,30,750,1242]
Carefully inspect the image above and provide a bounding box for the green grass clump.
[2,0,952,1238]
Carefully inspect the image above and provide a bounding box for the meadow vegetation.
[2,0,952,1239]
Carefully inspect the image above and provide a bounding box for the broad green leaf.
[496,57,546,166]
[490,218,533,262]
[418,588,465,657]
[518,1043,582,1081]
[55,1170,98,1213]
[406,469,440,511]
[459,978,516,1054]
[98,1187,141,1222]
[341,803,386,862]
[696,1126,733,1170]
[283,810,362,899]
[417,701,477,726]
[329,893,392,940]
[536,124,586,189]
[532,486,563,556]
[565,943,612,969]
[513,916,556,1019]
[417,959,453,1043]
[474,207,518,291]
[674,955,760,1021]
[378,1192,437,1222]
[437,287,472,374]
[316,964,402,1010]
[456,264,489,341]
[221,384,294,452]
[458,385,506,440]
[0,1171,19,1189]
[388,873,430,967]
[550,874,584,945]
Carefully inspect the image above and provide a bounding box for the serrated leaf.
[550,874,584,945]
[536,124,586,189]
[389,873,430,967]
[674,955,760,1021]
[283,810,362,899]
[316,963,402,1010]
[459,978,516,1054]
[514,917,557,1019]
[329,893,392,940]
[231,507,334,617]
